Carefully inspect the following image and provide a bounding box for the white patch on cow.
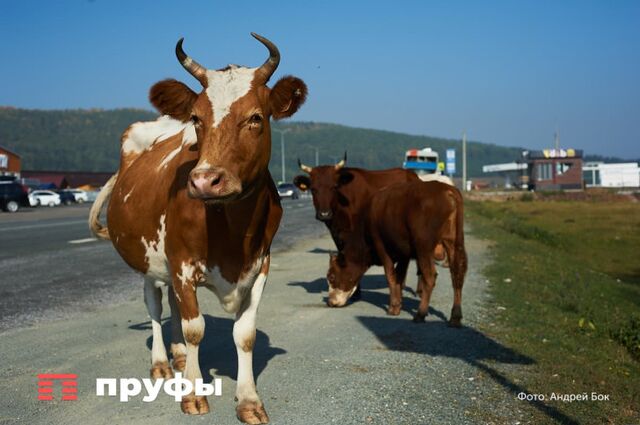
[141,214,169,281]
[181,124,196,145]
[123,185,135,203]
[419,173,454,186]
[203,256,264,314]
[178,263,195,288]
[328,285,358,307]
[122,116,197,154]
[158,146,182,170]
[144,278,169,365]
[205,66,257,128]
[233,270,268,402]
[181,314,205,382]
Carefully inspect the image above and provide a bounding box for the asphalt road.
[0,199,326,332]
[0,200,536,424]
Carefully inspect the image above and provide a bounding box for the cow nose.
[316,210,333,221]
[189,168,227,198]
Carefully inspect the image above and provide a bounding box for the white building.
[583,162,640,188]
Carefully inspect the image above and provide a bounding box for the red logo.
[38,374,78,401]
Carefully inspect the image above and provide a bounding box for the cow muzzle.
[316,210,333,221]
[327,286,357,307]
[188,167,242,201]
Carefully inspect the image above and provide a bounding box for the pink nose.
[189,168,227,198]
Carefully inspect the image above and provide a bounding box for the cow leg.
[443,240,466,327]
[172,277,209,415]
[395,258,409,288]
[413,256,436,323]
[143,278,172,379]
[380,255,403,316]
[415,266,423,297]
[168,286,187,372]
[234,257,270,424]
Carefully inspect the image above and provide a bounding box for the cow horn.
[335,151,347,170]
[251,32,280,84]
[175,38,208,87]
[298,159,313,174]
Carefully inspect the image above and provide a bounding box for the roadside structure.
[0,145,21,178]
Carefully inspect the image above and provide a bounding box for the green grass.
[466,199,640,424]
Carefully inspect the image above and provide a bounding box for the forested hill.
[0,107,157,172]
[1,107,627,179]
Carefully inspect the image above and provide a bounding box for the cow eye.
[190,114,201,127]
[249,113,263,124]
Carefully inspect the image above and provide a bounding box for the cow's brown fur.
[294,166,418,251]
[149,79,198,122]
[328,181,468,324]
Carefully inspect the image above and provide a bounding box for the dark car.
[0,181,31,212]
[56,190,76,206]
[277,183,300,200]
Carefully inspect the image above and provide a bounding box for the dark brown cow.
[89,33,307,423]
[293,159,418,252]
[326,180,467,325]
[293,161,418,301]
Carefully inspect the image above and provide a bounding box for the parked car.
[56,190,76,206]
[0,181,30,212]
[277,183,300,199]
[64,189,88,203]
[29,190,61,207]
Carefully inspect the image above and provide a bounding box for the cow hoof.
[150,361,173,379]
[412,313,426,323]
[237,401,269,424]
[448,318,462,328]
[172,354,187,372]
[181,394,210,415]
[386,305,401,316]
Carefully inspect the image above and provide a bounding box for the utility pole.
[462,131,467,191]
[273,128,291,183]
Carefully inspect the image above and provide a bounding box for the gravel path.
[0,227,532,424]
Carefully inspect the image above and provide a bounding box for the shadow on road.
[288,274,434,315]
[357,314,580,424]
[307,247,336,255]
[129,315,287,384]
[289,270,580,424]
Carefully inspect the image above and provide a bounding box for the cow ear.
[269,76,308,120]
[149,79,198,122]
[337,170,354,187]
[293,175,311,192]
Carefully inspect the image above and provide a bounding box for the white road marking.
[68,238,98,244]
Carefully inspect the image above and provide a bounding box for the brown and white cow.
[89,33,307,423]
[326,181,467,325]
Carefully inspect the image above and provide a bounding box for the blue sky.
[1,0,639,158]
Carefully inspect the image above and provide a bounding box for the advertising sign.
[446,149,456,175]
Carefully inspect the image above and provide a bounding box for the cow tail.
[89,173,118,240]
[451,188,468,284]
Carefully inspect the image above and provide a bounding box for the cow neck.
[204,172,270,248]
[340,217,374,268]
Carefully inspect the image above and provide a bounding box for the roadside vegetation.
[466,195,640,424]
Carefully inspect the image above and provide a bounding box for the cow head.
[293,152,351,221]
[326,252,366,307]
[149,33,307,203]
